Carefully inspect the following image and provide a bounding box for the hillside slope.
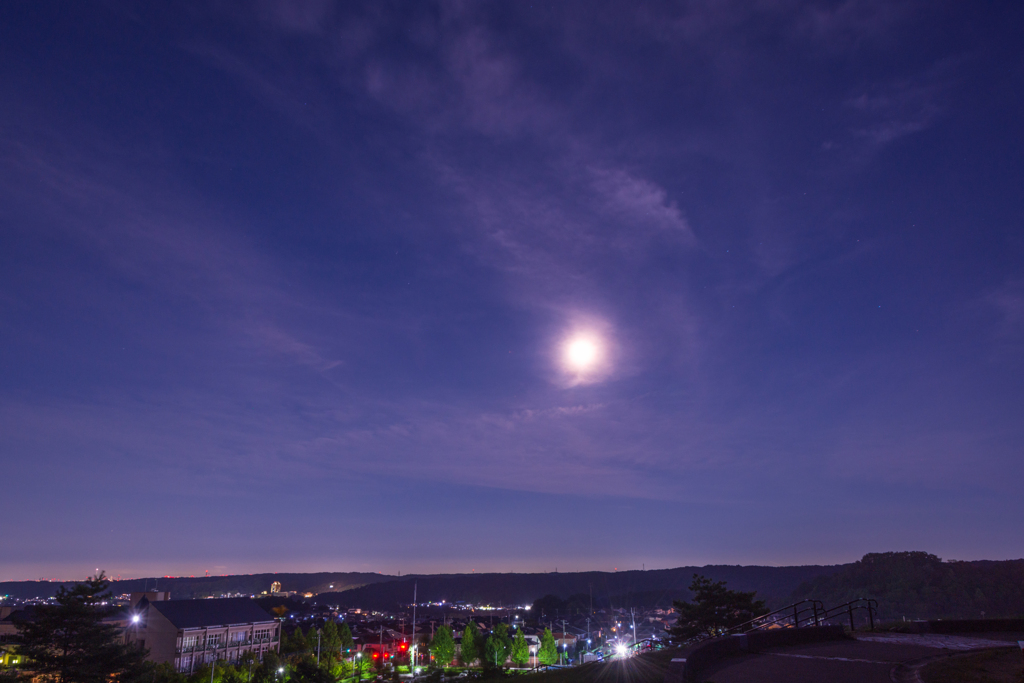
[0,572,394,600]
[791,552,1024,620]
[316,564,843,610]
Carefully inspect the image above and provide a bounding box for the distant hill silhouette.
[313,565,842,611]
[790,552,1024,620]
[0,572,393,600]
[9,553,1019,620]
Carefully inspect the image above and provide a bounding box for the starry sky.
[1,1,1022,581]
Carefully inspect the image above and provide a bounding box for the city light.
[615,643,628,657]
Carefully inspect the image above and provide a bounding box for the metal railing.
[674,597,878,647]
[816,598,877,631]
[722,599,825,637]
[176,636,279,654]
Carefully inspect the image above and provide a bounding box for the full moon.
[565,336,600,371]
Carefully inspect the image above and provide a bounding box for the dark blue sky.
[2,1,1022,581]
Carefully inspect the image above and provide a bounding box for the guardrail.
[816,598,877,631]
[673,597,878,648]
[723,599,826,636]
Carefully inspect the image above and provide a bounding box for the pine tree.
[669,574,766,641]
[16,573,148,683]
[459,623,479,665]
[538,628,558,666]
[429,625,455,667]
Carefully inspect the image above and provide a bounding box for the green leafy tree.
[459,623,479,665]
[250,652,282,683]
[320,622,342,667]
[238,651,267,683]
[130,661,186,683]
[537,629,558,666]
[510,630,529,668]
[429,625,455,667]
[215,663,243,683]
[482,636,504,670]
[289,656,333,683]
[669,574,766,641]
[304,628,320,658]
[493,624,511,657]
[281,625,303,655]
[338,623,354,656]
[16,573,148,683]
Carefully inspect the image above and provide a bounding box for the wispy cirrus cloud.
[0,109,344,375]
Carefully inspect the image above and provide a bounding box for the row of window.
[181,628,276,649]
[178,647,272,673]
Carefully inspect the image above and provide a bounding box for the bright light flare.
[562,333,604,377]
[615,643,629,657]
[555,318,614,385]
[566,337,599,369]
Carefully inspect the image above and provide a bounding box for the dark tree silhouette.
[669,574,766,641]
[15,573,148,683]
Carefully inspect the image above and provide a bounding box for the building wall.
[173,622,280,673]
[129,606,180,665]
[128,605,280,672]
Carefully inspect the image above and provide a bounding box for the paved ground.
[853,631,1023,650]
[694,632,1020,683]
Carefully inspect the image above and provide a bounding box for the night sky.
[2,2,1022,581]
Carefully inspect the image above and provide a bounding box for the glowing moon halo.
[564,335,600,372]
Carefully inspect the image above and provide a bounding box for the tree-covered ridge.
[790,552,1024,620]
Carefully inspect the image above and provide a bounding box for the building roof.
[146,598,276,629]
[0,606,39,623]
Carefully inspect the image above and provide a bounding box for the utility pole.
[317,628,322,665]
[411,582,418,671]
[631,608,637,651]
[561,620,566,666]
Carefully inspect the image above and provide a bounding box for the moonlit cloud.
[1,1,1023,578]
